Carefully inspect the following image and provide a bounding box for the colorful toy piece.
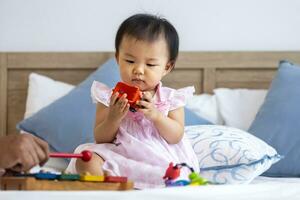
[49,150,92,162]
[112,82,142,112]
[35,171,59,180]
[59,173,80,181]
[12,172,36,177]
[163,162,181,181]
[80,172,104,182]
[189,172,208,186]
[165,179,190,186]
[104,176,128,183]
[163,162,209,187]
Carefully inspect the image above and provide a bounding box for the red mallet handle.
[49,150,92,162]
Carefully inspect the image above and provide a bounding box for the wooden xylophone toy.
[0,150,133,191]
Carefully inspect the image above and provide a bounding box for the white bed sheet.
[1,176,300,200]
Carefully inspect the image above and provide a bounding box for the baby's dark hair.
[115,13,179,65]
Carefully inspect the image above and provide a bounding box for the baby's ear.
[165,61,175,72]
[115,52,120,64]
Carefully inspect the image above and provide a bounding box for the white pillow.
[214,88,267,130]
[186,94,223,125]
[24,73,75,172]
[186,125,280,184]
[24,73,75,119]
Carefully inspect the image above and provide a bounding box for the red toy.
[112,82,142,112]
[163,162,194,181]
[163,162,181,180]
[49,150,92,162]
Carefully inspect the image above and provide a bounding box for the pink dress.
[66,81,199,189]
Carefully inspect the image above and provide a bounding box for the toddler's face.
[116,36,172,92]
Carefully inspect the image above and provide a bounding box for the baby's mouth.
[132,79,144,83]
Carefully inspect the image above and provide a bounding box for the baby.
[66,13,199,189]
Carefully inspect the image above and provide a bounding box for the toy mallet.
[49,150,92,162]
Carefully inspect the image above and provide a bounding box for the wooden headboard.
[1,51,300,137]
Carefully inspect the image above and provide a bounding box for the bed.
[1,51,300,199]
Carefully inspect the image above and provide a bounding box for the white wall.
[0,0,299,51]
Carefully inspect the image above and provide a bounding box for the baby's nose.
[133,65,144,74]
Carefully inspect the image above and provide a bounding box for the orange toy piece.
[112,82,142,112]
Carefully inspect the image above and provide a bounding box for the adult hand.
[0,134,49,172]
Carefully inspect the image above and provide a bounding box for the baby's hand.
[107,92,130,123]
[137,92,160,121]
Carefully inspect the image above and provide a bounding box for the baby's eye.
[125,59,134,64]
[146,64,157,67]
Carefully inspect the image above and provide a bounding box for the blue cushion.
[184,107,212,126]
[248,60,300,177]
[186,125,280,184]
[17,57,211,153]
[17,58,121,153]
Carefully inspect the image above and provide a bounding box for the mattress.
[1,176,300,200]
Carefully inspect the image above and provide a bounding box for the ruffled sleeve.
[169,86,195,111]
[90,81,112,107]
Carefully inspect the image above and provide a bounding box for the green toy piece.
[188,172,209,186]
[59,173,80,181]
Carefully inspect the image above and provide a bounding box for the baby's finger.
[137,100,150,109]
[117,94,127,106]
[122,103,130,112]
[120,99,128,109]
[119,93,127,101]
[142,92,153,103]
[110,92,119,105]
